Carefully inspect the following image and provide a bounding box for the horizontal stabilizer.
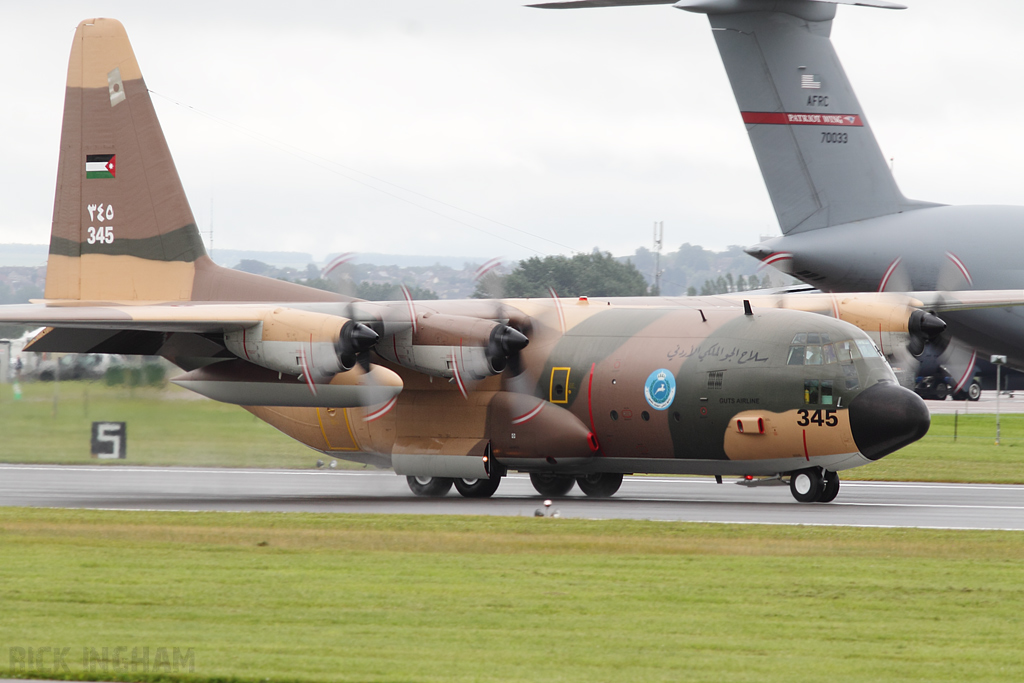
[530,0,905,10]
[528,1,674,8]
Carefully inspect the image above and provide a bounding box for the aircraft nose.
[848,382,930,460]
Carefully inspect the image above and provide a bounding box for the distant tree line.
[689,272,765,297]
[474,251,650,299]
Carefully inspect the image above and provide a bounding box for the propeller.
[906,309,946,357]
[335,320,379,372]
[486,324,529,374]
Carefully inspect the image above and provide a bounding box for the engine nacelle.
[224,308,376,380]
[374,313,527,381]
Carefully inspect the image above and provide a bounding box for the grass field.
[2,380,1024,482]
[1,509,1022,683]
[0,380,340,469]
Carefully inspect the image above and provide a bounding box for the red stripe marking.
[741,111,863,126]
[549,287,566,334]
[512,403,544,425]
[242,327,251,361]
[364,396,398,422]
[945,252,973,286]
[452,343,468,399]
[802,429,809,461]
[878,256,902,292]
[954,350,978,394]
[402,285,418,335]
[587,362,596,433]
[299,348,317,397]
[878,324,885,357]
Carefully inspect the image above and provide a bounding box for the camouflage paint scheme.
[0,18,937,501]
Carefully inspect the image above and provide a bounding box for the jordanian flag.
[85,154,116,179]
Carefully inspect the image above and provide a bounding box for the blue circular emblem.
[644,369,676,411]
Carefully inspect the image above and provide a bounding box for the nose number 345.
[797,409,838,427]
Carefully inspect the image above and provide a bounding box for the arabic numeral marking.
[104,226,114,243]
[825,411,838,427]
[797,409,809,427]
[821,132,848,144]
[810,410,825,426]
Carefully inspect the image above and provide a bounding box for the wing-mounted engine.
[374,313,528,383]
[223,308,378,381]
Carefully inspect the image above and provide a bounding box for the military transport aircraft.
[5,16,1009,504]
[532,0,1024,400]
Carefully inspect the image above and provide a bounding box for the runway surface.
[924,393,1024,414]
[2,464,1023,530]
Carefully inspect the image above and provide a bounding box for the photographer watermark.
[7,646,195,674]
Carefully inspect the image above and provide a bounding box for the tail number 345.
[797,409,838,427]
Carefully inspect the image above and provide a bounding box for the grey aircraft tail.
[530,0,939,234]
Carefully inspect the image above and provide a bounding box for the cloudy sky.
[3,1,1024,263]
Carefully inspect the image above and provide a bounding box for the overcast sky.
[3,1,1024,263]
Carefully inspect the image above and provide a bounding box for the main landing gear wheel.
[407,476,454,497]
[529,473,576,497]
[968,382,982,401]
[454,476,501,498]
[819,470,840,503]
[576,473,623,498]
[789,468,823,503]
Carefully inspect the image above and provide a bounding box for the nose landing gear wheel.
[576,473,624,498]
[529,472,576,497]
[789,468,823,503]
[819,470,840,503]
[454,476,501,498]
[406,476,454,497]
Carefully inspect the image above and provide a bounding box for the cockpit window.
[804,345,823,365]
[788,346,806,365]
[822,344,837,364]
[792,333,807,344]
[855,339,880,358]
[835,340,861,363]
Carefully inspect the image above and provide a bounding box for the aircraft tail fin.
[692,1,937,233]
[46,18,207,302]
[45,19,338,304]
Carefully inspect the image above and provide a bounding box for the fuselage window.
[821,379,834,405]
[804,379,820,405]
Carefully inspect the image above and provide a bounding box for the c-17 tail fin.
[46,19,339,304]
[532,0,938,235]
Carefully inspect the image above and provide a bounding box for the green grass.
[0,509,1022,682]
[0,380,337,468]
[2,381,1024,482]
[847,413,1024,483]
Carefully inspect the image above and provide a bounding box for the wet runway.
[2,465,1023,531]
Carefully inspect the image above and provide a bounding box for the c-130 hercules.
[533,0,1024,401]
[5,16,1003,504]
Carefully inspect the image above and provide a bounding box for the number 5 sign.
[91,422,127,459]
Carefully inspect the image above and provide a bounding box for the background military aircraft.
[0,17,945,504]
[532,0,1024,400]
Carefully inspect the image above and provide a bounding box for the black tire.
[529,472,576,497]
[968,382,981,401]
[406,476,454,497]
[576,473,624,498]
[818,470,840,503]
[454,476,501,498]
[934,382,949,400]
[789,468,823,503]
